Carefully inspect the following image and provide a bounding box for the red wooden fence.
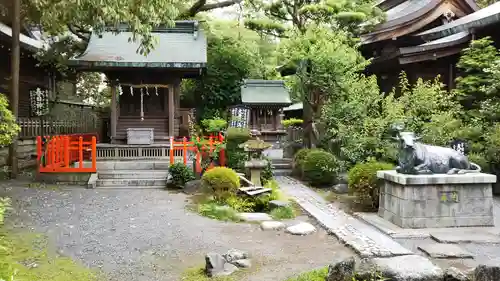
[169,133,226,173]
[37,134,97,173]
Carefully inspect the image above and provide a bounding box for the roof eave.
[401,32,471,55]
[67,60,207,70]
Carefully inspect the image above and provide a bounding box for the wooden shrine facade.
[69,21,207,144]
[360,0,486,93]
[238,79,292,142]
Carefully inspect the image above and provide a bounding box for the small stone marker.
[418,243,473,259]
[325,256,355,281]
[445,267,470,281]
[285,222,316,235]
[260,221,286,231]
[223,249,249,263]
[269,200,290,209]
[474,264,500,281]
[370,255,443,281]
[238,212,273,222]
[205,252,233,277]
[233,259,252,268]
[430,232,500,244]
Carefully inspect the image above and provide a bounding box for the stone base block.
[377,170,496,229]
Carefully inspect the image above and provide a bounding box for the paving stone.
[269,200,290,209]
[275,176,413,257]
[285,222,316,235]
[418,243,474,259]
[431,232,500,244]
[260,221,286,231]
[370,255,444,281]
[444,267,470,281]
[238,212,273,222]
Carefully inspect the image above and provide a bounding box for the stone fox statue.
[394,132,481,175]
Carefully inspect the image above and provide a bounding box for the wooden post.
[8,0,21,178]
[168,85,175,137]
[169,136,174,164]
[110,84,117,143]
[91,136,97,171]
[79,137,83,169]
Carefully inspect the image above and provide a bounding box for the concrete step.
[98,170,169,179]
[271,158,292,164]
[96,179,167,188]
[273,169,292,176]
[95,185,166,189]
[272,163,292,169]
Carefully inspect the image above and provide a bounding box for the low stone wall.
[377,170,496,228]
[36,172,92,186]
[0,139,37,170]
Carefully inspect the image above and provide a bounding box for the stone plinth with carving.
[377,170,496,228]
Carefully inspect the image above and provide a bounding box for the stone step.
[96,179,167,188]
[272,163,292,169]
[273,169,292,176]
[97,161,171,171]
[95,185,166,189]
[98,170,169,179]
[271,158,292,164]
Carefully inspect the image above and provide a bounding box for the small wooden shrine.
[235,79,292,142]
[360,0,481,93]
[69,21,207,144]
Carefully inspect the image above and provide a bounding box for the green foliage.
[261,158,274,185]
[0,198,10,226]
[225,128,252,172]
[0,94,20,147]
[225,196,256,213]
[282,118,303,128]
[348,160,394,209]
[293,148,311,177]
[201,118,227,134]
[244,0,383,36]
[285,267,387,281]
[270,206,295,220]
[302,150,339,186]
[168,163,195,188]
[455,37,500,113]
[252,180,282,212]
[197,202,241,222]
[201,167,240,201]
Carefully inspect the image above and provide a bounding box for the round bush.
[292,148,311,177]
[348,161,394,209]
[302,150,339,186]
[168,163,195,188]
[201,167,240,201]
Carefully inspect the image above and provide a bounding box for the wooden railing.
[37,134,97,173]
[169,134,226,173]
[19,117,101,139]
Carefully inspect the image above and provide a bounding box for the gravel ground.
[0,180,353,281]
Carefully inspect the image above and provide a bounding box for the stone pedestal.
[245,159,267,187]
[377,170,496,229]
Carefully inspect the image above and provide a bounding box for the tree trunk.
[8,0,20,178]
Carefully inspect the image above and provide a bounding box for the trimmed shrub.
[348,160,394,209]
[282,118,303,128]
[303,150,339,186]
[292,148,310,177]
[261,158,273,185]
[168,163,196,188]
[202,167,240,201]
[201,118,227,134]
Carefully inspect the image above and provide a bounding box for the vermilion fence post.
[65,136,70,168]
[182,137,187,165]
[51,137,55,170]
[91,136,97,171]
[169,137,174,165]
[36,136,42,165]
[195,137,201,173]
[78,136,83,170]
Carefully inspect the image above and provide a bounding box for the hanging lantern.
[155,86,158,96]
[140,87,144,121]
[130,86,134,96]
[118,84,123,95]
[145,86,149,95]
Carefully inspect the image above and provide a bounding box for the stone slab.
[238,213,273,222]
[431,232,500,244]
[356,212,500,239]
[276,176,413,258]
[377,170,497,185]
[369,255,444,281]
[418,243,474,259]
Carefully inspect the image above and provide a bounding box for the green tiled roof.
[241,79,292,106]
[69,21,207,69]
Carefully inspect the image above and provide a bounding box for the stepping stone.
[370,255,443,281]
[269,200,290,209]
[285,222,316,235]
[238,213,273,222]
[260,221,286,231]
[418,243,474,259]
[431,232,500,244]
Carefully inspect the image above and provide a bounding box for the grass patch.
[285,267,327,281]
[197,202,241,222]
[180,267,235,281]
[0,230,103,281]
[270,206,296,220]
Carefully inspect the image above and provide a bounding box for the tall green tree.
[244,0,383,36]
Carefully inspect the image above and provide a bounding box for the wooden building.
[69,21,207,144]
[240,79,291,142]
[360,0,482,93]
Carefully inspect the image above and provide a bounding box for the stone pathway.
[275,176,412,258]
